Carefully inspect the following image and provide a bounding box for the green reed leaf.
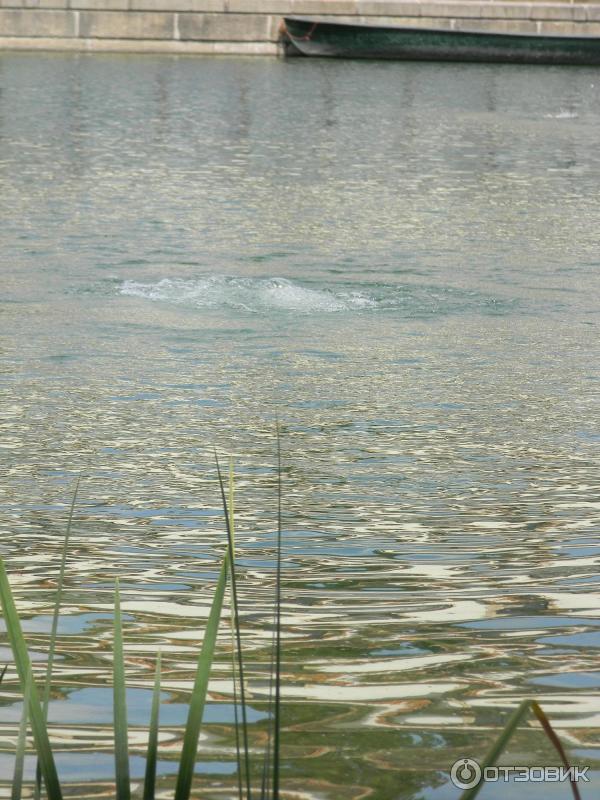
[531,701,581,800]
[174,553,228,800]
[272,423,283,800]
[42,480,79,715]
[460,698,581,800]
[0,664,7,684]
[113,578,131,800]
[229,461,245,800]
[260,426,284,800]
[459,699,537,800]
[143,651,162,800]
[0,560,63,800]
[35,479,79,800]
[12,672,31,800]
[215,452,252,800]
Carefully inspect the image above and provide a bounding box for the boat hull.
[283,17,600,65]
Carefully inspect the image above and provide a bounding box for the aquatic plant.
[35,480,79,800]
[0,560,63,799]
[172,455,248,800]
[0,445,582,800]
[12,672,31,800]
[143,650,161,800]
[0,452,282,800]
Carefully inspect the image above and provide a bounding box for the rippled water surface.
[1,52,600,797]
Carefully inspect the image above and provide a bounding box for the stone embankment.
[1,0,600,55]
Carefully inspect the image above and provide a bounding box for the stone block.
[403,14,453,26]
[290,0,358,15]
[583,3,600,19]
[348,13,455,26]
[538,18,600,32]
[78,9,175,36]
[336,16,454,24]
[419,2,483,18]
[455,15,538,31]
[356,1,421,16]
[131,0,225,11]
[2,0,69,8]
[178,11,272,39]
[71,0,129,10]
[0,7,74,33]
[482,3,532,19]
[529,3,584,20]
[228,0,295,13]
[571,5,588,21]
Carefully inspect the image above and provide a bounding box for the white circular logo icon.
[450,758,482,790]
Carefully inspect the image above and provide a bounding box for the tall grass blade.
[272,423,283,800]
[531,701,582,800]
[12,673,31,800]
[174,552,228,800]
[35,478,79,800]
[259,607,276,800]
[174,458,250,800]
[42,480,79,713]
[260,430,283,800]
[113,578,131,800]
[229,461,245,800]
[231,644,244,800]
[460,699,530,800]
[231,620,244,800]
[215,452,252,800]
[0,560,63,800]
[0,664,7,684]
[228,458,235,550]
[459,699,574,800]
[143,651,162,800]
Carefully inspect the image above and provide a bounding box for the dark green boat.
[282,16,600,65]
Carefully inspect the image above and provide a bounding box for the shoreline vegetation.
[0,448,583,800]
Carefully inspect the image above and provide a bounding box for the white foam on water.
[544,109,579,119]
[119,276,377,314]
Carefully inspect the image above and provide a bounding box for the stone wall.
[1,0,600,55]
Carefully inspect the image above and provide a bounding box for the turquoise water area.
[1,52,599,797]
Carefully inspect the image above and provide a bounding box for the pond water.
[0,52,599,798]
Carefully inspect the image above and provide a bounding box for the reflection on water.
[0,52,599,798]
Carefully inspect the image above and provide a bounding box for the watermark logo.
[450,758,482,790]
[450,760,590,789]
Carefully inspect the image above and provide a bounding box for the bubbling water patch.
[544,109,579,119]
[119,275,517,318]
[120,276,376,314]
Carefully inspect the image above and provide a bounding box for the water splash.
[120,276,376,314]
[544,109,579,119]
[119,275,512,317]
